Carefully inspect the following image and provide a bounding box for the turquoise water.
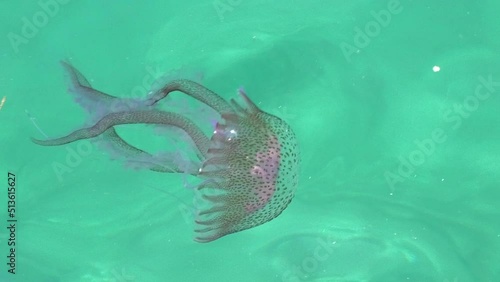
[1,0,499,281]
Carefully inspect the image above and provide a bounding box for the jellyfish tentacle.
[146,79,235,114]
[197,204,227,215]
[32,110,211,158]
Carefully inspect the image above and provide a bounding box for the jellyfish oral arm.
[146,79,234,115]
[60,61,117,109]
[32,110,211,159]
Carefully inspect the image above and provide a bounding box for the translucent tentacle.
[100,128,200,174]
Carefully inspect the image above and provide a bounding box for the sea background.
[0,0,499,281]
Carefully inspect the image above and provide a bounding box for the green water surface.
[0,0,499,281]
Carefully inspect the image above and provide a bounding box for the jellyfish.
[32,61,300,242]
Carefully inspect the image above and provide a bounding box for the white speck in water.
[433,65,441,72]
